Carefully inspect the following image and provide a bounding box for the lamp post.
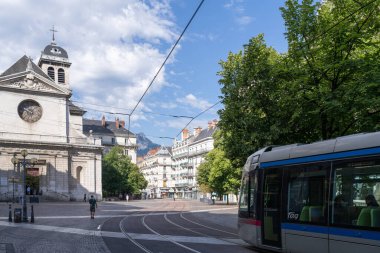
[11,153,18,203]
[19,149,37,222]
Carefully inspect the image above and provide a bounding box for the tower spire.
[50,25,58,45]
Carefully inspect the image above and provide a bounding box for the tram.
[238,131,380,253]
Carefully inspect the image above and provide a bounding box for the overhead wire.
[175,100,220,138]
[295,0,378,51]
[128,0,205,118]
[125,0,205,147]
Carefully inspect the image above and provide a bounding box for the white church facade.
[0,37,103,201]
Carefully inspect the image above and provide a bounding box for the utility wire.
[175,100,221,138]
[129,0,205,117]
[297,0,378,50]
[141,110,193,119]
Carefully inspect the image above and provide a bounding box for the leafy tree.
[197,131,241,202]
[217,0,380,168]
[281,0,380,140]
[218,35,291,167]
[102,146,147,197]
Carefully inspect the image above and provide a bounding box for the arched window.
[48,67,55,80]
[76,166,83,183]
[58,68,65,83]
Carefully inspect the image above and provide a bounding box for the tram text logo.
[288,212,299,220]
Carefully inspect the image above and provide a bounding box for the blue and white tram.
[238,132,380,253]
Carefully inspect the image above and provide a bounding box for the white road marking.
[0,221,244,246]
[0,207,237,220]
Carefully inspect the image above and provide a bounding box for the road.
[0,199,256,253]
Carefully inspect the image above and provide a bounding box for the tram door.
[261,168,282,248]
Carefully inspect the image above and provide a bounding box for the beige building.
[0,38,103,201]
[138,146,173,198]
[83,116,137,164]
[172,120,218,199]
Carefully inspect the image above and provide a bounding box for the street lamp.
[11,153,18,203]
[19,149,37,222]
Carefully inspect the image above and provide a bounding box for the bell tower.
[38,26,71,88]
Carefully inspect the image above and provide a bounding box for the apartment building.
[83,116,137,164]
[138,146,173,198]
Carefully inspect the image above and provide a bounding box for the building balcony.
[175,183,189,187]
[188,148,209,157]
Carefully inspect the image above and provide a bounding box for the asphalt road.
[0,199,256,253]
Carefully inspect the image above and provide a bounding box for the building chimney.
[120,120,125,128]
[208,121,212,130]
[194,127,202,136]
[115,117,119,129]
[181,128,189,140]
[101,115,106,127]
[211,119,218,128]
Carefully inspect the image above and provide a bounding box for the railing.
[188,148,209,156]
[0,132,67,143]
[0,132,98,145]
[42,190,70,201]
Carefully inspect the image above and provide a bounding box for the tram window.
[249,171,257,218]
[332,158,380,229]
[286,165,328,224]
[239,176,249,212]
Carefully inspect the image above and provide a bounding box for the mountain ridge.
[136,132,160,157]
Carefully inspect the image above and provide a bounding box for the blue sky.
[0,0,287,146]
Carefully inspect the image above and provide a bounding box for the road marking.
[0,206,237,220]
[0,221,244,246]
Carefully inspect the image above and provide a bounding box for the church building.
[0,35,103,201]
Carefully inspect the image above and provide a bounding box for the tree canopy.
[102,146,147,197]
[196,131,241,198]
[217,0,380,168]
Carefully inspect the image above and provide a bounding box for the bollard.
[31,205,34,223]
[8,204,12,222]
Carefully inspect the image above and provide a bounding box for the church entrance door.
[26,168,40,195]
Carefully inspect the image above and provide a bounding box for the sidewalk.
[0,199,239,252]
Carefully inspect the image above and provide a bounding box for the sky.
[0,0,287,146]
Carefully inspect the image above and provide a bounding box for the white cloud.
[223,0,253,26]
[236,16,253,25]
[176,94,212,110]
[0,0,179,118]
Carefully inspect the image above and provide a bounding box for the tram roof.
[258,131,380,164]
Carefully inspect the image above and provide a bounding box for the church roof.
[0,55,51,80]
[83,119,136,138]
[42,44,69,59]
[69,101,86,116]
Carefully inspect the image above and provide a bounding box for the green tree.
[218,35,291,167]
[196,131,241,202]
[102,146,147,197]
[281,0,380,140]
[217,0,380,168]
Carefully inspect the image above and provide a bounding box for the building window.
[111,138,115,144]
[76,166,83,183]
[58,68,65,83]
[48,67,55,80]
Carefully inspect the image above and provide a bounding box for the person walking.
[89,195,97,219]
[83,193,87,202]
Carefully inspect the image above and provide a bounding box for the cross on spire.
[50,25,58,44]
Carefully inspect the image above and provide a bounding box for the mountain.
[136,132,160,157]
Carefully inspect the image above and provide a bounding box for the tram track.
[118,201,187,253]
[105,200,246,253]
